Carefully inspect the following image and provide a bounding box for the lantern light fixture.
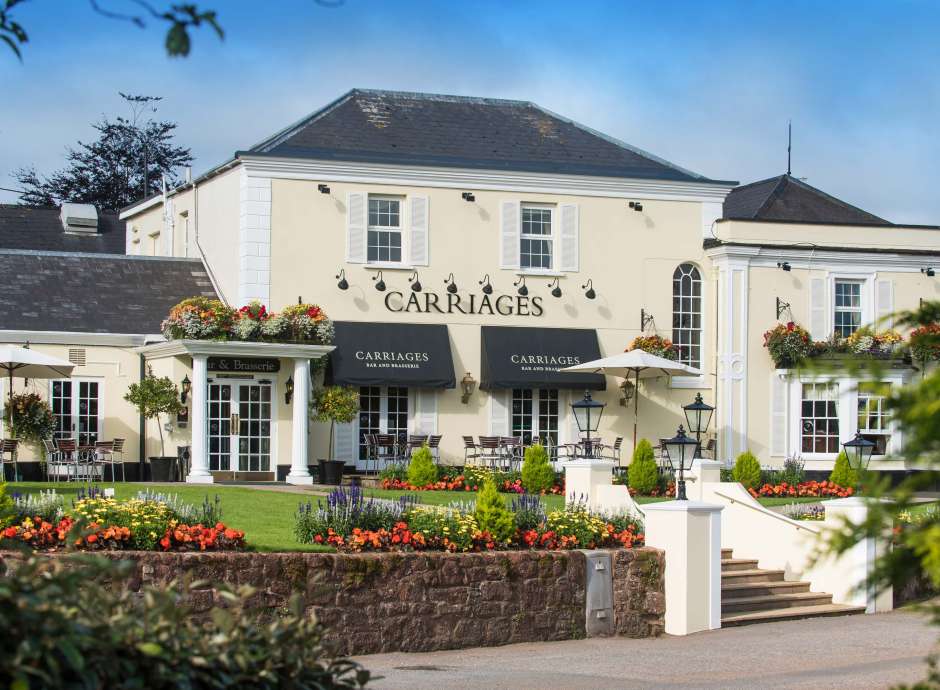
[336,269,349,291]
[842,432,876,473]
[514,276,528,297]
[284,376,294,405]
[479,273,493,295]
[444,273,458,294]
[372,271,386,292]
[582,279,596,300]
[180,375,191,404]
[460,371,477,404]
[409,270,422,293]
[618,379,636,407]
[571,390,606,458]
[663,425,698,500]
[682,392,715,452]
[548,277,562,298]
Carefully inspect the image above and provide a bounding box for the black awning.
[481,326,605,390]
[329,322,456,388]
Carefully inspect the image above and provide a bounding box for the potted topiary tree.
[311,386,359,485]
[124,368,183,482]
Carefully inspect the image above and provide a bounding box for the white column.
[286,357,313,485]
[644,501,723,635]
[186,353,213,484]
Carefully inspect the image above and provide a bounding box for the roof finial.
[787,119,792,176]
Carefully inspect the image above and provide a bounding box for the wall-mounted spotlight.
[461,192,475,202]
[284,376,294,405]
[409,270,422,292]
[922,267,936,277]
[582,279,596,300]
[335,269,349,290]
[372,270,386,292]
[514,276,528,296]
[317,184,330,194]
[777,261,792,272]
[628,201,644,212]
[479,273,493,295]
[640,308,654,332]
[547,277,562,298]
[444,273,458,294]
[776,297,791,319]
[180,375,191,404]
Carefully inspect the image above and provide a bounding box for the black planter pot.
[149,456,177,482]
[318,459,344,486]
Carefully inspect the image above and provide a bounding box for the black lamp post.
[683,393,715,456]
[571,390,605,458]
[663,425,698,500]
[843,432,876,474]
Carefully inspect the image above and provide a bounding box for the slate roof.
[0,251,218,335]
[723,174,890,226]
[0,205,127,253]
[244,89,732,184]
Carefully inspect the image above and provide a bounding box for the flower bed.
[162,297,334,345]
[748,480,853,499]
[763,321,910,368]
[380,466,565,495]
[295,486,642,554]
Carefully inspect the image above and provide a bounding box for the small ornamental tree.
[406,446,438,487]
[124,369,183,458]
[732,451,762,489]
[521,443,554,493]
[311,386,359,460]
[829,451,858,489]
[474,477,515,543]
[627,439,659,495]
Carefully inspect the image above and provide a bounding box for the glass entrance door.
[51,380,100,445]
[206,380,272,474]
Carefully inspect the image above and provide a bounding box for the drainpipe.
[138,353,146,479]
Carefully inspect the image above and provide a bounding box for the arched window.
[673,263,702,369]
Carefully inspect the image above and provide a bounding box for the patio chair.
[500,436,523,471]
[96,438,125,482]
[374,434,400,469]
[427,434,443,464]
[405,434,429,459]
[42,438,61,481]
[361,433,377,474]
[462,436,480,467]
[477,436,503,470]
[55,439,78,481]
[0,439,17,482]
[597,437,624,466]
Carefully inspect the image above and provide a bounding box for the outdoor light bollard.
[643,500,723,635]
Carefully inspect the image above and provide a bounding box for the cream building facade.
[4,90,938,482]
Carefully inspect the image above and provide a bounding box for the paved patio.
[355,610,937,690]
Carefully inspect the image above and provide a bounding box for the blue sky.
[2,0,939,223]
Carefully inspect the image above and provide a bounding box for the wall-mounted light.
[336,269,349,291]
[777,261,792,272]
[444,273,458,294]
[922,267,936,277]
[640,308,654,332]
[547,277,562,298]
[619,379,636,407]
[180,375,191,404]
[285,376,294,405]
[372,270,386,292]
[460,371,477,404]
[409,270,422,292]
[514,276,528,296]
[628,201,644,212]
[479,273,493,295]
[318,184,330,194]
[582,279,596,300]
[776,296,791,319]
[461,192,475,202]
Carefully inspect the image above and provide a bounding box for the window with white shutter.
[558,203,579,272]
[500,201,521,269]
[346,192,367,263]
[770,374,788,457]
[408,196,429,266]
[489,389,509,436]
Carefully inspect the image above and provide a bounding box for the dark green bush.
[406,446,438,487]
[0,555,370,689]
[521,443,554,493]
[474,478,515,543]
[778,457,806,486]
[627,439,659,495]
[732,451,762,489]
[829,451,858,488]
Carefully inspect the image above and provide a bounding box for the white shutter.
[412,389,438,434]
[876,279,894,329]
[500,201,521,269]
[345,192,367,263]
[408,195,429,266]
[558,203,579,272]
[489,389,509,436]
[332,418,359,465]
[566,390,581,446]
[809,278,827,340]
[770,374,788,457]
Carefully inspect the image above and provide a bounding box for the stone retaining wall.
[2,547,664,655]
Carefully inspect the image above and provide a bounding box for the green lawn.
[7,482,331,553]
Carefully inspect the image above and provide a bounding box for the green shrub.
[474,478,515,543]
[521,443,554,493]
[732,451,762,489]
[627,439,659,495]
[0,482,14,528]
[379,462,407,482]
[829,451,858,488]
[778,457,806,486]
[406,446,439,487]
[0,556,370,689]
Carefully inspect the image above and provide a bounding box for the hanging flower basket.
[626,334,679,360]
[909,323,940,362]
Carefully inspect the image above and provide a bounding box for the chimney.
[60,203,99,235]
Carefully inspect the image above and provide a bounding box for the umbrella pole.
[7,368,12,441]
[632,369,639,448]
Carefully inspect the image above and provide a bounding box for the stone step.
[721,548,733,559]
[720,558,760,572]
[721,591,833,614]
[720,568,786,584]
[721,603,867,627]
[722,580,811,599]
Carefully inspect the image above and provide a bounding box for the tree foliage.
[521,442,554,493]
[627,439,659,495]
[15,93,192,210]
[731,451,762,490]
[828,451,858,489]
[474,477,515,543]
[406,446,438,487]
[312,386,359,459]
[124,368,182,456]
